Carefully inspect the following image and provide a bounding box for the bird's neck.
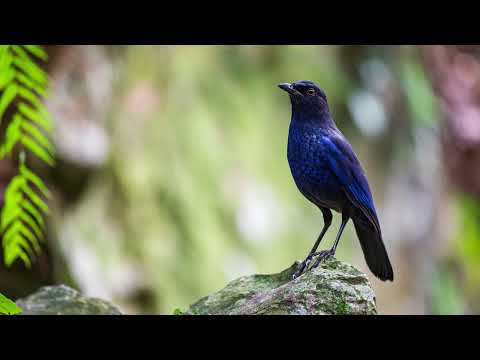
[291,106,335,128]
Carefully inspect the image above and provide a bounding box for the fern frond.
[1,164,47,267]
[0,45,54,267]
[0,45,53,164]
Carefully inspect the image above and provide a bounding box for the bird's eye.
[307,88,315,96]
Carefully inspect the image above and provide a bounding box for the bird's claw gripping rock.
[293,250,336,279]
[292,261,307,280]
[292,252,317,279]
[312,249,335,269]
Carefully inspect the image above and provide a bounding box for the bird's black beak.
[278,83,302,97]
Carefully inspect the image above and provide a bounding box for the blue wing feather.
[322,133,381,233]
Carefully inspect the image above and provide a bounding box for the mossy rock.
[16,285,122,315]
[185,258,377,315]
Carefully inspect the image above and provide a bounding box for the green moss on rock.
[16,285,122,315]
[186,258,377,315]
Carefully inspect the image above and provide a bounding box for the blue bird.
[279,80,394,281]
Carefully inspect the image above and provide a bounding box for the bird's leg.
[312,213,349,269]
[293,208,332,279]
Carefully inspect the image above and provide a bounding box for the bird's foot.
[292,252,317,280]
[312,249,335,269]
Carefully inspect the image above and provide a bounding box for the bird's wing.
[322,132,381,233]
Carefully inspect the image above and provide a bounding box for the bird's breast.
[287,123,344,210]
[287,124,328,180]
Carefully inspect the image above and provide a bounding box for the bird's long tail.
[352,215,393,281]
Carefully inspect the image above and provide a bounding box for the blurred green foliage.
[400,58,439,127]
[61,46,362,313]
[452,196,480,312]
[46,45,480,314]
[430,267,465,315]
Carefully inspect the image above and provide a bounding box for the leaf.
[4,175,26,199]
[1,114,22,156]
[15,72,47,97]
[0,47,12,76]
[19,225,41,254]
[0,292,22,315]
[20,182,49,214]
[23,45,48,61]
[3,221,24,246]
[0,203,22,232]
[0,83,17,122]
[19,211,43,241]
[0,66,15,89]
[4,242,31,268]
[21,135,55,166]
[21,118,55,155]
[21,200,46,230]
[17,101,53,132]
[11,46,48,86]
[0,45,9,55]
[11,234,35,260]
[0,45,53,268]
[20,162,51,198]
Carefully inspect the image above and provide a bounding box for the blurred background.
[1,45,480,314]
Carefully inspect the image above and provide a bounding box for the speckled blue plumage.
[288,114,381,226]
[288,119,349,214]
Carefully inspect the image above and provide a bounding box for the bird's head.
[278,80,329,118]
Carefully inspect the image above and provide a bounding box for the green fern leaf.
[0,47,12,72]
[0,67,15,90]
[0,203,22,232]
[0,84,17,123]
[19,211,43,241]
[21,120,55,155]
[20,181,49,214]
[21,136,55,166]
[0,292,22,315]
[3,176,26,206]
[3,221,25,246]
[1,114,22,157]
[4,243,31,268]
[0,45,54,267]
[21,200,46,230]
[0,45,9,56]
[15,72,47,97]
[11,47,48,86]
[23,45,48,61]
[6,234,35,260]
[17,101,53,133]
[20,226,41,254]
[20,162,51,198]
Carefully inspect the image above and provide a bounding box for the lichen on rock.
[186,258,377,315]
[16,285,122,315]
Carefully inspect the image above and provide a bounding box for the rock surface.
[186,258,377,315]
[14,259,377,315]
[16,285,122,315]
